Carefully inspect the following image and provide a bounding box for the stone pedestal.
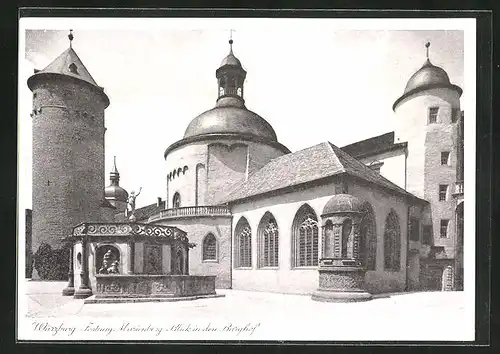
[311,262,372,302]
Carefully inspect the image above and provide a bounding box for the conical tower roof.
[37,46,99,87]
[27,31,109,107]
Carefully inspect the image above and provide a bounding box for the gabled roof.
[35,47,99,87]
[220,141,421,204]
[341,132,406,159]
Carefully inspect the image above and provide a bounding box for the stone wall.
[25,209,33,278]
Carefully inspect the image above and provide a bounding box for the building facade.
[28,34,464,293]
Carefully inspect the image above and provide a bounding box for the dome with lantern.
[182,39,278,143]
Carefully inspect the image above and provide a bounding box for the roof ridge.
[341,131,394,149]
[325,141,347,173]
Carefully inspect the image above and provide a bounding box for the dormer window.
[69,63,79,74]
[428,107,439,124]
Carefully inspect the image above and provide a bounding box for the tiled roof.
[220,141,418,204]
[341,132,405,158]
[114,201,166,223]
[35,47,99,87]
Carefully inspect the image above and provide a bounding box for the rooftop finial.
[68,29,74,48]
[229,29,234,53]
[425,41,430,59]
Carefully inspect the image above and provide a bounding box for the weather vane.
[229,29,234,52]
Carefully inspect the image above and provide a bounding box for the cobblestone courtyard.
[18,281,473,341]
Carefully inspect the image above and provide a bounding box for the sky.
[19,19,466,209]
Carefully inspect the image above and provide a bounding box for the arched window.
[292,204,319,267]
[384,209,401,271]
[258,212,279,268]
[360,202,377,270]
[172,192,181,208]
[202,233,217,261]
[234,217,252,268]
[341,218,352,258]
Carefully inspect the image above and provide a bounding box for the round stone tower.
[392,42,462,259]
[27,31,110,280]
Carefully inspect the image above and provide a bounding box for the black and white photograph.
[17,15,477,342]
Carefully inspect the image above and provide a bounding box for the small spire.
[110,156,120,184]
[111,156,118,173]
[425,41,430,59]
[68,29,74,48]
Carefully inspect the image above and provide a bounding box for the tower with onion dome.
[28,31,111,280]
[104,156,129,214]
[393,42,462,260]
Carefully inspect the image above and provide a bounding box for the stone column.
[128,241,135,274]
[62,243,75,296]
[185,247,189,275]
[74,236,93,299]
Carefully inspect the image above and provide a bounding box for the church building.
[28,33,464,295]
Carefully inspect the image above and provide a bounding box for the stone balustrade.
[149,205,231,222]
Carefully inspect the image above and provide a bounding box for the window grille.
[235,217,252,268]
[292,206,319,267]
[441,152,450,165]
[429,107,439,123]
[258,214,279,268]
[439,185,448,201]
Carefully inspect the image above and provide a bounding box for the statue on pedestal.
[125,187,142,221]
